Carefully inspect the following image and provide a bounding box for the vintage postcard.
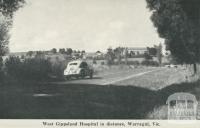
[0,0,200,128]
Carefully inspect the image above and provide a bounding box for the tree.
[0,14,9,56]
[0,0,25,18]
[81,50,85,54]
[66,48,72,55]
[0,0,25,82]
[80,50,86,58]
[124,48,128,65]
[59,48,65,54]
[106,47,115,65]
[147,47,157,56]
[0,56,3,72]
[35,51,44,58]
[26,51,33,57]
[146,0,200,74]
[129,51,135,57]
[114,47,123,65]
[157,43,162,65]
[144,52,152,60]
[51,48,57,54]
[0,0,25,57]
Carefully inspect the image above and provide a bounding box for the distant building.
[127,47,147,55]
[85,52,105,60]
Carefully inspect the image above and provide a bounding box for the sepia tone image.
[0,0,200,119]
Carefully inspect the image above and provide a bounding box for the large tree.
[0,0,25,18]
[146,0,200,73]
[0,14,9,56]
[0,0,25,57]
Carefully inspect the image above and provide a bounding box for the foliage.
[26,51,34,57]
[50,61,66,80]
[157,43,162,65]
[127,61,140,65]
[0,56,3,70]
[146,0,200,66]
[0,0,25,18]
[101,61,105,65]
[93,59,97,64]
[106,47,115,65]
[144,52,153,60]
[141,60,159,66]
[147,46,157,56]
[113,47,124,64]
[0,56,4,80]
[66,48,73,55]
[0,0,25,56]
[5,56,52,81]
[0,14,10,56]
[51,48,57,54]
[59,48,65,54]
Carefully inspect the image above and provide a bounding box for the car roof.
[68,60,86,65]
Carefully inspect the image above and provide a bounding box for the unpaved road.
[53,67,165,86]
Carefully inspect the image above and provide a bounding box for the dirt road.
[54,67,164,86]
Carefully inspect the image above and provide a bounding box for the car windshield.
[69,63,78,66]
[80,62,88,68]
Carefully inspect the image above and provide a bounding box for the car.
[64,60,94,80]
[165,64,178,68]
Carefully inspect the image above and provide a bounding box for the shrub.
[0,57,4,81]
[93,59,97,64]
[5,56,52,81]
[5,56,22,78]
[127,61,140,65]
[144,53,153,60]
[51,61,66,80]
[101,61,105,65]
[141,60,159,66]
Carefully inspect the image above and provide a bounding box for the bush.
[5,56,52,81]
[127,61,140,65]
[51,61,66,80]
[141,60,159,66]
[93,59,97,64]
[0,57,4,81]
[5,56,22,78]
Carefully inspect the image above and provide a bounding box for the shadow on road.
[1,80,200,119]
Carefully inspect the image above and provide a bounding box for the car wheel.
[80,70,85,79]
[90,72,93,79]
[65,76,70,80]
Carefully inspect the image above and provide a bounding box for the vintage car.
[64,60,93,79]
[165,64,178,68]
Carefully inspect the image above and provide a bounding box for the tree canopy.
[0,0,25,56]
[0,0,25,18]
[146,0,200,65]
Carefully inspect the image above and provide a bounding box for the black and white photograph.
[1,0,200,122]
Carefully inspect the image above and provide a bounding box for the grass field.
[115,67,189,90]
[1,66,200,119]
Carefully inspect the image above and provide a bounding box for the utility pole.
[157,43,162,66]
[125,47,128,65]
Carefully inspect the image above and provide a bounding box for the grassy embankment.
[0,66,199,119]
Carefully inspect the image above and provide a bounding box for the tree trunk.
[193,63,197,74]
[125,48,128,65]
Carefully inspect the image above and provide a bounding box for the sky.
[9,0,164,53]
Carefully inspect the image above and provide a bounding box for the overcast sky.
[9,0,163,53]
